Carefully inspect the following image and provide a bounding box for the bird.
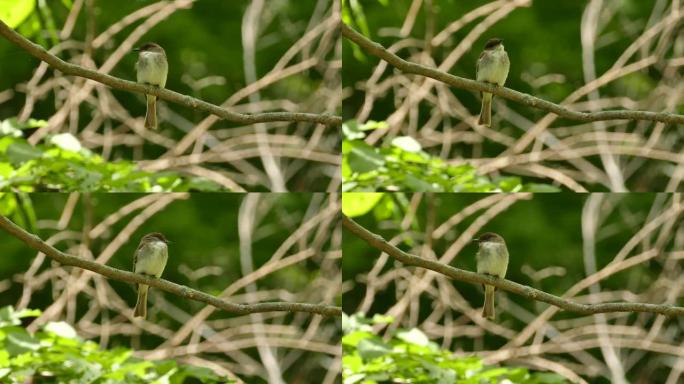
[476,38,510,127]
[475,232,509,320]
[133,232,169,319]
[134,42,168,129]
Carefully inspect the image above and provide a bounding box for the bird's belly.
[477,63,508,85]
[135,247,168,277]
[136,53,168,87]
[137,67,167,87]
[476,244,508,277]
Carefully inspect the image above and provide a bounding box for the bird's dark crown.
[484,38,503,50]
[135,42,164,53]
[475,232,504,244]
[141,232,168,243]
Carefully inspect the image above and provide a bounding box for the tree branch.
[0,215,340,318]
[341,23,684,125]
[342,214,684,317]
[0,20,341,127]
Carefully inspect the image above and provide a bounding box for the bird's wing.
[133,242,144,270]
[476,50,487,76]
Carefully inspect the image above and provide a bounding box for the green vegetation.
[343,121,559,192]
[343,313,568,384]
[0,306,230,383]
[0,119,223,192]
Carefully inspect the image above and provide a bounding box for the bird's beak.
[471,237,479,244]
[132,47,141,54]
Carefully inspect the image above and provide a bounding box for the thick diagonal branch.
[342,23,684,125]
[0,20,341,127]
[342,215,683,317]
[0,215,340,317]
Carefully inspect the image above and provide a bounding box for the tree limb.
[0,20,341,127]
[0,215,340,317]
[341,23,684,125]
[342,214,684,317]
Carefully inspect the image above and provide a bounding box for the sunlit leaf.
[342,192,384,217]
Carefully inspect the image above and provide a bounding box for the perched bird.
[134,42,168,129]
[476,38,510,127]
[133,232,169,319]
[475,232,509,320]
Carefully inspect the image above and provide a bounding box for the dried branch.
[342,214,684,317]
[0,19,341,127]
[0,215,340,317]
[341,23,684,125]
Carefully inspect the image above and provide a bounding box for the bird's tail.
[145,95,157,129]
[134,284,148,319]
[482,284,496,320]
[478,92,492,127]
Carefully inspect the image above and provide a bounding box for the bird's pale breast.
[476,49,510,86]
[136,52,168,87]
[476,242,509,278]
[135,241,168,277]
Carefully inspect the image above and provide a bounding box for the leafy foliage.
[0,120,225,192]
[0,306,231,384]
[342,313,569,384]
[342,121,560,192]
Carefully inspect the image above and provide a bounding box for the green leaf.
[372,194,395,220]
[347,141,385,173]
[43,322,77,339]
[371,314,393,325]
[342,192,385,217]
[357,338,391,360]
[391,136,422,152]
[0,0,35,28]
[396,328,429,347]
[5,328,40,355]
[6,141,43,164]
[49,133,82,152]
[496,176,523,192]
[342,121,366,140]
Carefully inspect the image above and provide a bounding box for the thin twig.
[0,19,341,127]
[342,215,684,317]
[341,23,684,125]
[0,215,340,317]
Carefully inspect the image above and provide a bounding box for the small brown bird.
[475,232,509,320]
[476,38,510,127]
[134,42,168,129]
[133,232,169,319]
